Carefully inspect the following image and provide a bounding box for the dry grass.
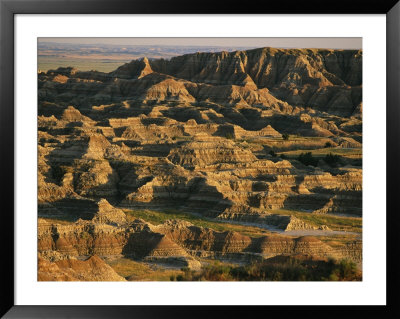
[107,258,184,281]
[318,234,360,247]
[39,217,74,225]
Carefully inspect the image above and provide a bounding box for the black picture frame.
[1,0,399,317]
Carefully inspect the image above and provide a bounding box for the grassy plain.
[107,258,184,281]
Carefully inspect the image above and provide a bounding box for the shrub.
[282,133,289,140]
[334,259,359,280]
[297,152,319,166]
[174,258,360,281]
[324,153,340,167]
[269,150,277,157]
[325,141,333,148]
[324,259,360,281]
[51,165,67,185]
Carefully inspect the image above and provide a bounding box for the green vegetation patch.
[297,152,319,166]
[279,147,362,158]
[174,257,361,281]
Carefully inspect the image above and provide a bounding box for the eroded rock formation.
[38,46,362,280]
[38,217,361,270]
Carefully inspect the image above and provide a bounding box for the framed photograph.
[1,0,399,317]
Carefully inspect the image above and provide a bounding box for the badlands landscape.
[38,47,362,281]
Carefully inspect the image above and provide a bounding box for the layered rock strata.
[38,46,363,279]
[38,217,361,266]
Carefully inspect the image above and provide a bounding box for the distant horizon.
[38,37,362,50]
[38,37,362,73]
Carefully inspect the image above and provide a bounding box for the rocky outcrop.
[92,198,128,226]
[38,46,363,280]
[167,138,257,168]
[111,57,153,79]
[38,255,126,281]
[38,218,128,257]
[38,216,358,267]
[216,205,329,231]
[252,235,338,259]
[149,48,362,88]
[284,216,329,231]
[39,47,362,120]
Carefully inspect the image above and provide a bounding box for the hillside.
[37,47,362,281]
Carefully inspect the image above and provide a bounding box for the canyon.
[38,47,362,281]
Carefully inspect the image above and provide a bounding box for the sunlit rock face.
[37,46,362,280]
